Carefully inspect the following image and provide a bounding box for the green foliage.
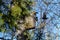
[22,30,31,40]
[0,26,6,32]
[0,0,4,6]
[0,12,4,26]
[11,5,22,18]
[0,0,35,40]
[0,0,2,5]
[0,18,4,26]
[2,13,17,29]
[22,30,34,40]
[0,0,33,32]
[0,11,5,32]
[10,0,33,20]
[0,0,33,30]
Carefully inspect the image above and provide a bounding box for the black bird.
[11,1,13,4]
[42,12,48,20]
[35,17,38,21]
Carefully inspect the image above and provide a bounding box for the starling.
[35,17,38,21]
[11,1,13,4]
[42,12,48,20]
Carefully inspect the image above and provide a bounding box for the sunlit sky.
[34,0,60,40]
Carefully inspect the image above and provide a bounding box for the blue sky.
[34,0,60,40]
